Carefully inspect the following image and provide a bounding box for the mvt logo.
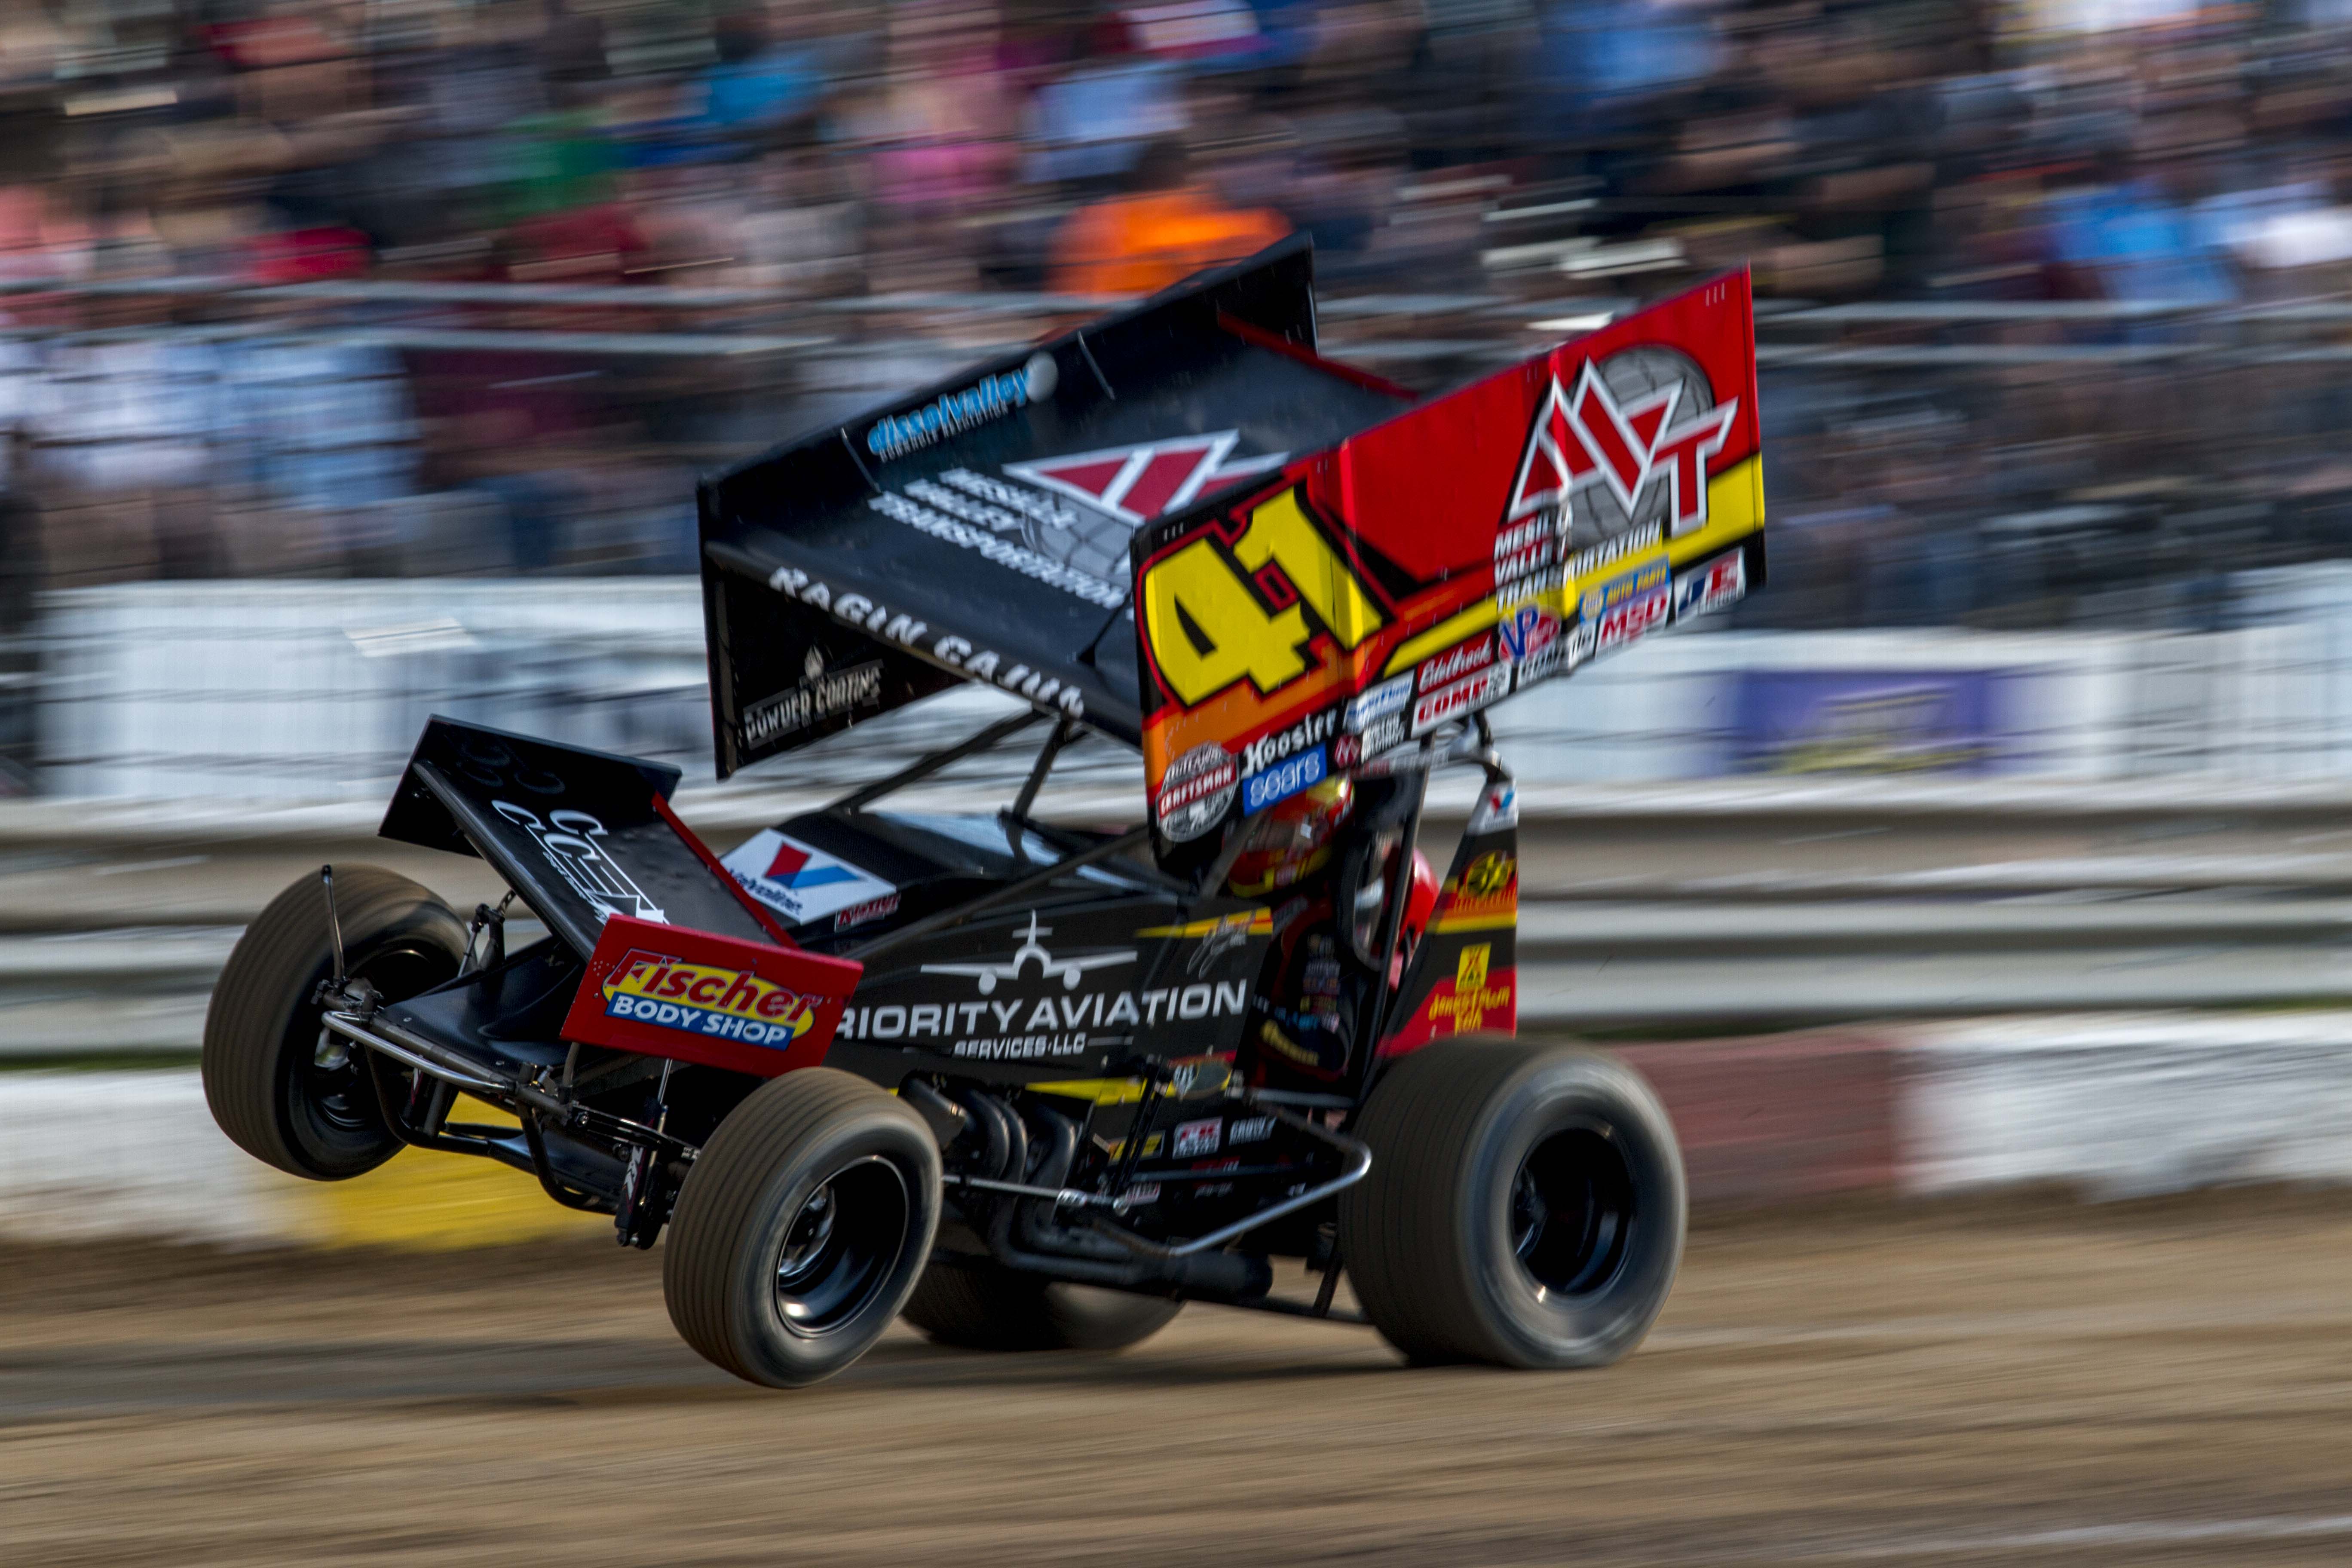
[1508,347,1738,540]
[1007,430,1284,527]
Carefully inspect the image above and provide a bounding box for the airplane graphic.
[921,911,1137,995]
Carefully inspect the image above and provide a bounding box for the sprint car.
[203,239,1765,1387]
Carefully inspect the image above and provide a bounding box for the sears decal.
[762,564,1086,717]
[723,829,897,925]
[1674,549,1747,622]
[865,352,1055,461]
[600,949,819,1048]
[1243,744,1326,814]
[1155,743,1239,842]
[1411,663,1511,735]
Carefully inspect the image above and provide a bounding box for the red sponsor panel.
[560,915,863,1077]
[1134,272,1761,821]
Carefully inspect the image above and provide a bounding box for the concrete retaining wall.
[14,1012,2352,1246]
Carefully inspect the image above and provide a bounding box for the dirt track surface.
[6,1197,2352,1566]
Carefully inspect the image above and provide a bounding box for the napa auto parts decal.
[1132,272,1763,822]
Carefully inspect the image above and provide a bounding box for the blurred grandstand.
[5,0,2352,793]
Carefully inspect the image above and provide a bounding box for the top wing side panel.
[1130,272,1762,842]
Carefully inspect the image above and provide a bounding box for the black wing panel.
[380,716,775,958]
[698,237,1415,777]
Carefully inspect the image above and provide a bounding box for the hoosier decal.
[600,949,819,1048]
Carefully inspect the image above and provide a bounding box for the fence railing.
[35,575,2352,800]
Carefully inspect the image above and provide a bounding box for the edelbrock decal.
[1410,663,1511,735]
[866,352,1057,461]
[1416,635,1495,692]
[722,829,896,925]
[491,801,667,923]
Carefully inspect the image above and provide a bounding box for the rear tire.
[1340,1036,1684,1369]
[202,866,466,1180]
[665,1070,942,1389]
[903,1249,1183,1351]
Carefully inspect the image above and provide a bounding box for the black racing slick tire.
[1339,1036,1685,1369]
[664,1069,942,1389]
[902,1253,1184,1352]
[202,866,467,1181]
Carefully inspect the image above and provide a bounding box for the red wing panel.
[1131,273,1762,839]
[561,915,863,1077]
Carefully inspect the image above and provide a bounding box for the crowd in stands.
[3,0,2352,625]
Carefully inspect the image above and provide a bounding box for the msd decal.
[599,949,819,1048]
[1507,355,1739,540]
[1006,431,1285,527]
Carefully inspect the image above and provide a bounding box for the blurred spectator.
[1052,135,1290,294]
[2,0,2352,631]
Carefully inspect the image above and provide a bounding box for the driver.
[1225,778,1436,1088]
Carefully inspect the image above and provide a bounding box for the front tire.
[202,866,467,1180]
[1340,1036,1685,1369]
[902,1247,1183,1352]
[664,1070,942,1389]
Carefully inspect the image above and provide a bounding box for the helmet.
[1348,847,1440,980]
[1224,777,1356,897]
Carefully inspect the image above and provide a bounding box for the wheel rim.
[294,939,455,1139]
[774,1156,913,1338]
[1509,1120,1638,1300]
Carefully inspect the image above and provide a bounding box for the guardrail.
[1,776,2348,1055]
[14,277,2352,366]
